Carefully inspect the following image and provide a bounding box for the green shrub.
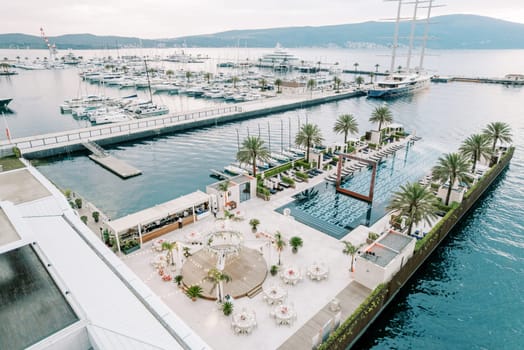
[368,143,377,150]
[92,211,100,222]
[64,189,72,199]
[222,301,234,316]
[75,198,82,209]
[368,232,380,241]
[261,162,293,179]
[294,171,308,181]
[12,147,21,158]
[281,176,295,185]
[294,159,311,170]
[80,216,88,224]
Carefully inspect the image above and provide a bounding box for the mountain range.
[1,15,523,50]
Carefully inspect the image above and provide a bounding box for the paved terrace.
[120,148,406,350]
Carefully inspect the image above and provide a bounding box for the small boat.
[92,113,130,125]
[224,165,249,176]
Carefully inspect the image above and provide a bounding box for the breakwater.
[318,147,515,350]
[0,89,365,159]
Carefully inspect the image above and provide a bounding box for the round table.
[232,311,256,334]
[273,304,296,325]
[307,264,329,281]
[280,267,301,285]
[263,285,287,305]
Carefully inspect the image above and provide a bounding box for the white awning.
[108,191,210,234]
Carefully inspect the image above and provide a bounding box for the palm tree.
[232,76,239,88]
[333,114,359,149]
[397,65,403,73]
[204,268,232,303]
[386,182,439,235]
[375,63,380,73]
[432,153,471,206]
[274,78,283,93]
[217,180,231,208]
[353,62,359,74]
[274,231,287,265]
[341,241,363,272]
[459,134,492,173]
[161,241,178,266]
[369,72,375,84]
[369,106,393,144]
[333,76,341,92]
[165,69,174,79]
[185,71,192,83]
[204,72,213,84]
[295,123,324,164]
[236,136,270,177]
[307,79,316,96]
[482,122,513,154]
[259,78,267,91]
[355,76,364,89]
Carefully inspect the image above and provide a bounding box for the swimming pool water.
[276,141,440,239]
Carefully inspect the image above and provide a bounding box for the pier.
[82,140,142,179]
[0,89,365,159]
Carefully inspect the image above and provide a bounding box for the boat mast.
[406,0,420,71]
[144,59,153,103]
[390,0,403,73]
[419,0,434,70]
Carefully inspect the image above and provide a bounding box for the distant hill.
[1,15,524,50]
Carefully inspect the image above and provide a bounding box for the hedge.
[260,162,293,179]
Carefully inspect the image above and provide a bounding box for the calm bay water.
[1,48,523,348]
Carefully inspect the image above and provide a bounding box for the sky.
[3,0,524,38]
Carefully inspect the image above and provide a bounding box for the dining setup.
[262,284,287,305]
[271,303,297,326]
[306,262,329,281]
[231,308,257,335]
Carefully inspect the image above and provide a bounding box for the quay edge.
[319,147,515,350]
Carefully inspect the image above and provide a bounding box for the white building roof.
[0,165,210,350]
[108,191,210,234]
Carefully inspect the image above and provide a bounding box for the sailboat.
[367,0,434,98]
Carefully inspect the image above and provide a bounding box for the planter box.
[122,244,141,255]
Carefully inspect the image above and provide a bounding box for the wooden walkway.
[278,281,371,350]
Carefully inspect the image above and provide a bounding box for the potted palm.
[289,236,303,254]
[367,232,380,244]
[222,301,234,316]
[174,274,184,287]
[186,285,203,301]
[270,265,279,276]
[249,218,260,233]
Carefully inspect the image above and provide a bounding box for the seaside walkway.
[0,89,365,158]
[278,281,371,350]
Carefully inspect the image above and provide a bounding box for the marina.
[1,10,524,349]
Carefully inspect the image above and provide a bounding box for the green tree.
[355,76,364,88]
[204,268,232,303]
[274,78,283,93]
[369,106,393,144]
[232,76,239,88]
[375,63,380,73]
[185,71,192,83]
[295,123,324,164]
[386,182,439,235]
[369,72,375,84]
[307,79,316,96]
[217,181,231,208]
[353,62,359,74]
[165,69,174,79]
[333,114,359,147]
[204,72,213,84]
[236,136,270,177]
[432,153,471,205]
[341,241,362,272]
[289,236,303,254]
[333,76,341,92]
[274,231,287,265]
[161,241,178,266]
[259,78,267,91]
[482,121,513,154]
[459,134,492,173]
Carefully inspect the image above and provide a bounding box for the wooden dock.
[278,281,371,350]
[83,141,141,179]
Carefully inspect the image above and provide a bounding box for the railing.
[1,105,240,152]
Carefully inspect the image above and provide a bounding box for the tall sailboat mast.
[419,0,435,69]
[390,0,403,73]
[405,0,420,70]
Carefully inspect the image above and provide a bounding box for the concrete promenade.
[0,88,365,158]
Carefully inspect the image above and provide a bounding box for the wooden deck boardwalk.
[278,281,371,350]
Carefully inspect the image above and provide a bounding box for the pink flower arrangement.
[288,269,294,275]
[162,274,172,281]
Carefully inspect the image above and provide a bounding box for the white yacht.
[367,72,431,98]
[367,0,434,99]
[257,44,299,72]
